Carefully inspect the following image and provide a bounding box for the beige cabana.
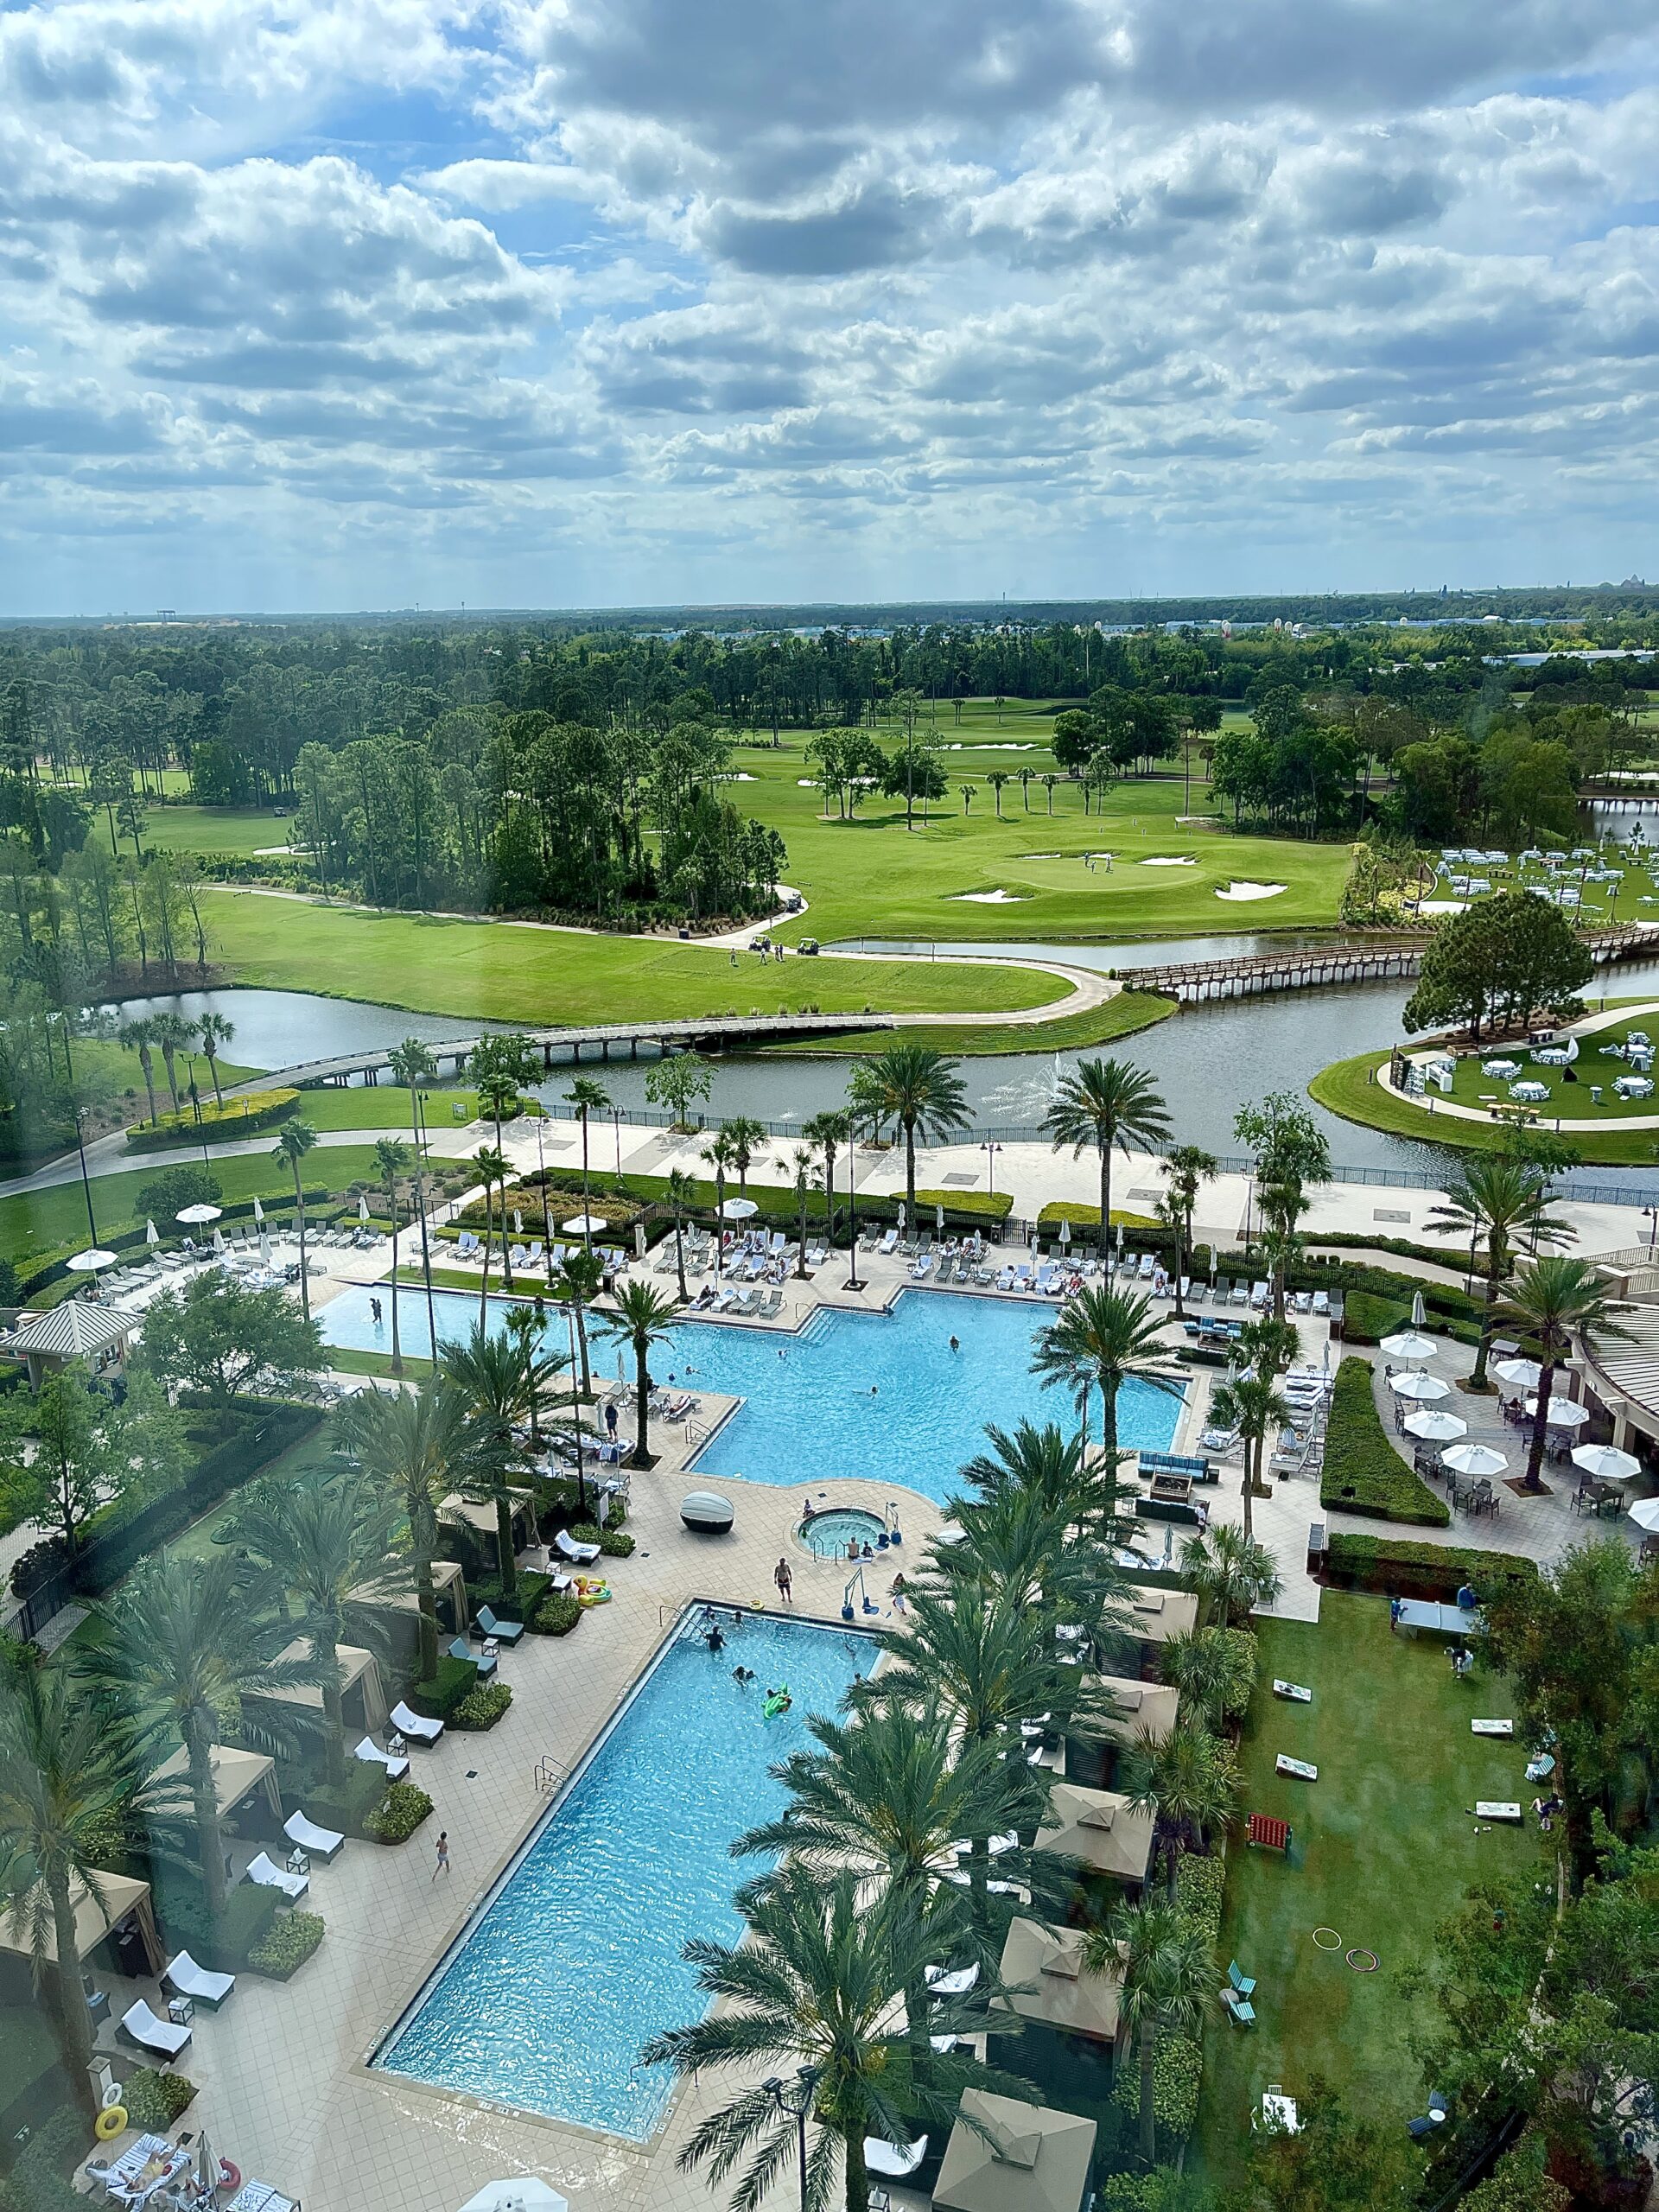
[351,1558,467,1634]
[0,1871,162,1977]
[995,1919,1122,2044]
[1119,1587,1198,1650]
[1088,1675,1180,1748]
[1034,1785,1156,1886]
[441,1489,537,1546]
[1,1302,135,1391]
[250,1639,388,1732]
[154,1743,283,1825]
[934,2089,1097,2212]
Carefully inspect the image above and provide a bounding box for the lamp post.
[1644,1205,1657,1258]
[981,1139,1001,1195]
[761,2065,821,2212]
[73,1107,100,1248]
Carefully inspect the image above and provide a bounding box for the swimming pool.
[314,1282,1185,1510]
[373,1610,869,2137]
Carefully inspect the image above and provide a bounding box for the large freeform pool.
[315,1282,1185,1510]
[374,1611,869,2136]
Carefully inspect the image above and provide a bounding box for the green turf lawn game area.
[1197,1591,1543,2189]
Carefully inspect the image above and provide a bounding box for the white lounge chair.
[245,1851,309,1902]
[389,1699,444,1745]
[164,1950,236,2010]
[556,1528,602,1564]
[121,1999,190,2059]
[284,1809,346,1862]
[354,1735,410,1783]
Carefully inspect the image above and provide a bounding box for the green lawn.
[1196,1592,1543,2190]
[284,1085,488,1134]
[1311,1040,1659,1166]
[787,988,1177,1056]
[139,802,302,855]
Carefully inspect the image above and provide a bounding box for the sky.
[3,0,1658,614]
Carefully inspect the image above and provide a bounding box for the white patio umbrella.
[1525,1395,1591,1428]
[458,2183,569,2212]
[1493,1357,1542,1390]
[1571,1443,1641,1482]
[144,1219,160,1246]
[1629,1497,1659,1533]
[358,1193,372,1224]
[1443,1442,1509,1478]
[252,1196,265,1224]
[1382,1329,1438,1362]
[513,1208,524,1235]
[720,1197,759,1222]
[1390,1370,1452,1402]
[1403,1408,1466,1442]
[1058,1217,1071,1248]
[65,1248,118,1274]
[258,1229,271,1264]
[897,1200,906,1232]
[176,1202,221,1227]
[562,1213,606,1234]
[936,1203,945,1234]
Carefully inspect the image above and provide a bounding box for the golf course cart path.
[1382,999,1659,1133]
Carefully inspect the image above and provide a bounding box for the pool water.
[798,1506,888,1558]
[314,1282,1185,1510]
[374,1611,870,2135]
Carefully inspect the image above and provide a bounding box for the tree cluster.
[1402,890,1593,1039]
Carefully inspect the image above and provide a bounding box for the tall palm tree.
[1208,1369,1289,1542]
[598,1281,678,1467]
[721,1116,768,1197]
[335,1380,464,1681]
[0,1659,146,2114]
[1032,1283,1185,1467]
[565,1073,611,1249]
[118,1015,161,1126]
[389,1037,442,1356]
[83,1554,314,1917]
[194,1010,235,1106]
[437,1322,564,1593]
[1499,1257,1632,1492]
[374,1135,410,1375]
[791,1146,816,1279]
[149,1011,194,1115]
[643,1863,995,2212]
[1160,1144,1217,1319]
[1159,1625,1256,1734]
[802,1109,847,1217]
[950,1421,1132,1624]
[663,1167,695,1300]
[1083,1897,1214,2168]
[856,1045,971,1210]
[701,1127,740,1281]
[553,1244,605,1396]
[1117,1719,1239,1898]
[228,1467,404,1786]
[1044,1058,1173,1261]
[1427,1158,1574,1389]
[1179,1523,1281,1628]
[471,1142,508,1325]
[273,1116,320,1319]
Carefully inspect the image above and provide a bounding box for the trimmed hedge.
[568,1522,634,1559]
[533,1592,582,1637]
[410,1655,478,1721]
[247,1910,326,1980]
[1035,1200,1161,1232]
[124,1088,298,1153]
[122,2069,199,2129]
[1323,1533,1538,1601]
[1320,1357,1451,1527]
[454,1681,512,1730]
[915,1186,1014,1223]
[364,1782,433,1845]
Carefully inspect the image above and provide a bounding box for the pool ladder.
[533,1754,571,1795]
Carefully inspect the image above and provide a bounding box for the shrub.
[304,1760,393,1841]
[568,1522,634,1558]
[1036,1200,1161,1232]
[7,2108,95,2211]
[410,1654,479,1720]
[124,1088,298,1153]
[246,1910,326,1980]
[1320,1357,1450,1527]
[1323,1533,1538,1601]
[1175,1850,1226,1942]
[532,1592,582,1637]
[155,1879,277,1970]
[363,1781,433,1845]
[1111,2028,1202,2145]
[1340,1287,1411,1344]
[454,1681,513,1730]
[1461,2138,1570,2212]
[913,1186,1014,1223]
[120,2068,200,2129]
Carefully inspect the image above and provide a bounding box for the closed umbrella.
[1403,1409,1467,1443]
[1382,1329,1438,1362]
[937,1204,945,1235]
[258,1229,271,1265]
[358,1193,371,1224]
[1571,1443,1641,1482]
[144,1219,160,1247]
[897,1201,906,1234]
[1443,1442,1508,1477]
[1390,1370,1451,1402]
[1525,1395,1590,1428]
[1411,1291,1427,1328]
[252,1196,265,1225]
[633,1222,647,1261]
[1058,1217,1071,1249]
[1493,1357,1542,1390]
[514,1208,524,1235]
[211,1227,226,1253]
[195,2132,219,2198]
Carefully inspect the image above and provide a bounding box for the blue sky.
[1,0,1656,613]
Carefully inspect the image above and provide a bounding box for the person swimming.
[732,1665,756,1685]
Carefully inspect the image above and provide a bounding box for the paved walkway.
[1383,997,1659,1131]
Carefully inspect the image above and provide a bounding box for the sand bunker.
[1140,855,1197,867]
[950,889,1029,904]
[1214,880,1287,902]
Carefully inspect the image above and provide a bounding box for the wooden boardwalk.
[1134,925,1654,1005]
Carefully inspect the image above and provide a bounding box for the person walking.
[773,1557,793,1605]
[432,1831,450,1881]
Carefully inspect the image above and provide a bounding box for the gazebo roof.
[1034,1785,1157,1884]
[154,1742,277,1817]
[1087,1674,1181,1747]
[1,1303,133,1360]
[0,1871,152,1967]
[995,1918,1123,2041]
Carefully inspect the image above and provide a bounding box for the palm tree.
[1044,1059,1173,1262]
[1179,1523,1281,1628]
[987,769,1010,817]
[1083,1897,1214,2168]
[118,1014,160,1126]
[389,1037,442,1355]
[0,1659,146,2114]
[664,1167,695,1300]
[565,1073,611,1249]
[1118,1719,1239,1898]
[374,1136,410,1375]
[1499,1257,1632,1492]
[471,1142,508,1325]
[271,1116,320,1318]
[553,1244,604,1396]
[1041,772,1058,813]
[643,1863,994,2212]
[858,1044,970,1210]
[1159,1625,1256,1733]
[1032,1283,1185,1471]
[194,1010,235,1106]
[1160,1144,1217,1319]
[721,1116,768,1197]
[791,1146,815,1279]
[1427,1159,1574,1389]
[149,1011,194,1115]
[228,1467,404,1787]
[1208,1369,1288,1542]
[335,1380,464,1681]
[950,1421,1133,1626]
[803,1109,847,1218]
[701,1127,739,1281]
[598,1281,678,1467]
[439,1323,561,1594]
[83,1554,314,1917]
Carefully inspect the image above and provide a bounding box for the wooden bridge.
[1132,925,1655,1005]
[232,1010,895,1095]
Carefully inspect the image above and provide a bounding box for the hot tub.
[798,1506,888,1559]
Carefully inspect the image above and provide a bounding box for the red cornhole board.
[1248,1814,1292,1853]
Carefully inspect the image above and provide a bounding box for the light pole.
[844,1121,864,1294]
[1644,1206,1657,1258]
[981,1139,1001,1195]
[761,2065,821,2212]
[73,1107,99,1248]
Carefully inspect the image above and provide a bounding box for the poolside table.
[1395,1599,1484,1636]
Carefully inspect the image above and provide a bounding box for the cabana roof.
[0,1871,159,1972]
[1,1304,133,1360]
[1034,1784,1157,1884]
[153,1742,281,1821]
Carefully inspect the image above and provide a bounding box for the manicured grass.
[287,1086,486,1134]
[200,890,1074,1027]
[141,803,301,855]
[1196,1592,1544,2191]
[782,988,1178,1057]
[1310,1047,1659,1165]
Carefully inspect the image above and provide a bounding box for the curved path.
[1378,999,1659,1134]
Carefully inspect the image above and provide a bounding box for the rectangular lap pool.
[372,1610,870,2137]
